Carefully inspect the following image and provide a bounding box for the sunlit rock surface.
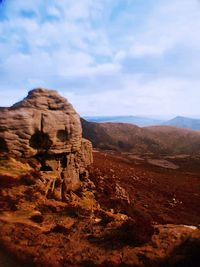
[0,88,93,197]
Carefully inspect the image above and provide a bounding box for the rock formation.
[0,88,93,200]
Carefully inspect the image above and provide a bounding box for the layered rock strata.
[0,88,93,199]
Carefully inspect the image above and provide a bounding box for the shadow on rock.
[88,217,154,249]
[162,237,200,267]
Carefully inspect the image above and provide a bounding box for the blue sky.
[0,0,200,117]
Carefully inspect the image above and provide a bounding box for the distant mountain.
[83,116,164,127]
[81,118,200,155]
[164,116,200,130]
[83,115,200,131]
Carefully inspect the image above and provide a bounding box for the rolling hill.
[81,118,200,155]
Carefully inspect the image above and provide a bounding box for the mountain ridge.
[163,116,200,130]
[83,115,164,127]
[83,115,200,130]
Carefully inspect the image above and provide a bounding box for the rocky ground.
[91,151,200,226]
[0,150,200,267]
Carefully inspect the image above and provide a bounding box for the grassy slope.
[81,119,200,155]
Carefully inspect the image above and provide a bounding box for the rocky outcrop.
[0,88,93,198]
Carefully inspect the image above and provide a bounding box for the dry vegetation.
[0,151,200,266]
[81,119,200,155]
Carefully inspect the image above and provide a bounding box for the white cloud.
[129,0,200,57]
[62,75,200,116]
[0,0,200,116]
[47,7,61,18]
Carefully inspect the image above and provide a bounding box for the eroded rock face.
[0,88,93,198]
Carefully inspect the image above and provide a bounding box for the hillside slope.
[81,119,200,155]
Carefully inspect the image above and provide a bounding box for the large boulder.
[0,88,93,199]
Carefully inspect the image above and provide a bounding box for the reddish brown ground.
[91,151,200,226]
[0,151,200,267]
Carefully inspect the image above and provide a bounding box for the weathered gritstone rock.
[0,88,93,199]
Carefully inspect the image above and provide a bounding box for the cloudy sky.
[0,0,200,117]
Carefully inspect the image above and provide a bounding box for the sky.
[0,0,200,117]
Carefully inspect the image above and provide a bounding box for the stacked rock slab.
[0,88,93,200]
